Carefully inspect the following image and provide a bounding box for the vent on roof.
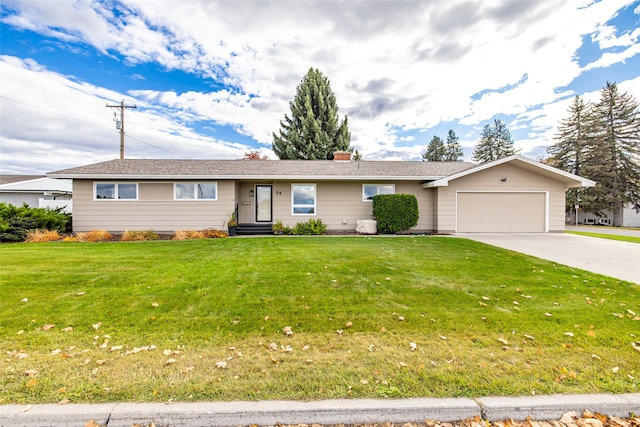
[333,151,351,161]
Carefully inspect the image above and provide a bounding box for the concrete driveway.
[458,232,640,284]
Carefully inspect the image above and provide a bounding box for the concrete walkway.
[1,394,639,426]
[459,232,640,284]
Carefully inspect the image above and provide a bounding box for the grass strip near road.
[565,230,640,244]
[1,236,638,404]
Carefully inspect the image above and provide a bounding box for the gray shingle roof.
[48,159,477,180]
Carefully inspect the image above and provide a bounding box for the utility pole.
[106,100,137,159]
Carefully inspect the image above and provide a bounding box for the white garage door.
[457,192,546,232]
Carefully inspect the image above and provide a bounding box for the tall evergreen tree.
[472,119,515,163]
[444,129,463,161]
[547,96,593,220]
[272,68,352,160]
[422,136,446,161]
[584,82,640,225]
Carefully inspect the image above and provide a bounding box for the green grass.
[565,230,640,244]
[1,236,638,404]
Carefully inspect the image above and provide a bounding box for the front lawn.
[565,230,640,244]
[1,236,638,404]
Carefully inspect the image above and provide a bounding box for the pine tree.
[422,136,446,161]
[472,119,515,163]
[585,82,640,225]
[272,68,352,160]
[547,96,593,219]
[444,129,463,161]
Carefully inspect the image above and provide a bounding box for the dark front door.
[255,185,272,222]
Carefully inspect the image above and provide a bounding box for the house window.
[363,184,395,201]
[174,183,218,200]
[292,184,316,215]
[95,183,137,200]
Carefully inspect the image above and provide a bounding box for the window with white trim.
[362,184,395,201]
[292,184,316,215]
[174,183,218,200]
[95,183,138,200]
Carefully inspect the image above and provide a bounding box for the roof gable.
[421,155,595,188]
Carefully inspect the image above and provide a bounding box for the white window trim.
[94,182,138,201]
[362,184,395,202]
[173,182,218,201]
[291,183,317,216]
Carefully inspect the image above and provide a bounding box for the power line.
[1,95,191,159]
[106,100,137,159]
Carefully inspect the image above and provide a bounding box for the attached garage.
[456,192,547,232]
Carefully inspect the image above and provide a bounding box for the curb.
[0,394,638,427]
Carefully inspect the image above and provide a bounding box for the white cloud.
[1,0,639,172]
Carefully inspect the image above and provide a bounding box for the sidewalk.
[1,394,639,427]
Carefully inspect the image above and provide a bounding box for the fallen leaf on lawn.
[151,302,159,307]
[498,338,509,345]
[345,321,353,327]
[302,345,310,351]
[385,277,391,281]
[215,361,227,369]
[268,342,278,351]
[524,334,535,340]
[110,345,123,351]
[564,332,574,337]
[76,292,85,296]
[513,301,519,305]
[612,366,619,373]
[479,301,487,307]
[360,379,369,384]
[284,345,293,352]
[398,316,405,321]
[282,326,293,336]
[17,330,24,335]
[43,324,55,331]
[591,354,601,360]
[410,342,417,351]
[545,313,553,317]
[95,360,106,366]
[92,322,102,330]
[482,296,490,301]
[631,342,640,352]
[368,344,375,352]
[61,327,73,332]
[24,369,38,377]
[628,309,637,316]
[398,361,408,367]
[440,335,447,340]
[165,358,176,365]
[163,349,172,355]
[58,399,69,405]
[51,349,61,355]
[336,329,343,335]
[21,298,28,302]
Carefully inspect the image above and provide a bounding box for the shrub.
[0,202,70,242]
[25,229,62,243]
[372,194,419,234]
[75,230,113,242]
[122,230,160,241]
[292,218,327,235]
[173,230,206,240]
[202,228,228,238]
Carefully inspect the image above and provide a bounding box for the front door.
[255,185,272,222]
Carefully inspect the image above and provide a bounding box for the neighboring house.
[0,175,73,212]
[47,154,594,234]
[579,207,640,228]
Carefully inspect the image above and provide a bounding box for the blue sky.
[1,0,639,174]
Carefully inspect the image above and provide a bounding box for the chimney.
[333,151,351,161]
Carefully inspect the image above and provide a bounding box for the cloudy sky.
[1,0,639,174]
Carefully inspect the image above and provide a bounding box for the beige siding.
[72,180,235,232]
[435,163,567,233]
[273,181,434,232]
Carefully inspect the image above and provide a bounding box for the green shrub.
[372,194,419,233]
[292,218,327,235]
[0,202,70,242]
